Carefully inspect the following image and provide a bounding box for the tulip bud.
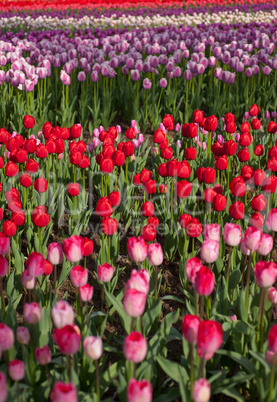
[223,223,242,247]
[193,378,211,402]
[83,336,103,360]
[0,323,14,351]
[127,236,148,263]
[26,252,45,277]
[197,320,223,360]
[257,233,273,256]
[52,300,74,329]
[8,360,25,382]
[147,243,163,266]
[35,345,51,365]
[268,287,277,304]
[124,332,147,363]
[80,283,93,302]
[47,242,63,265]
[0,372,7,402]
[253,261,277,288]
[182,315,201,344]
[194,266,215,296]
[203,224,220,242]
[200,240,219,264]
[244,226,262,251]
[64,235,84,262]
[23,302,41,325]
[186,257,202,285]
[51,382,77,402]
[123,289,147,317]
[16,326,30,345]
[70,265,88,287]
[127,378,152,402]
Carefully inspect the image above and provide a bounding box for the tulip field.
[2,0,277,401]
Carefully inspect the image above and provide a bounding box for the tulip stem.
[195,291,198,316]
[67,355,72,382]
[101,284,104,311]
[38,227,42,254]
[198,358,205,379]
[125,157,128,185]
[54,265,57,294]
[270,232,276,260]
[257,287,266,350]
[269,354,277,401]
[155,266,158,300]
[108,236,111,265]
[199,295,204,319]
[0,277,5,318]
[245,250,253,313]
[8,248,11,276]
[192,237,195,257]
[171,177,174,231]
[86,301,89,325]
[184,233,187,260]
[226,247,233,291]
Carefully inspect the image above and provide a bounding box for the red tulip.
[53,325,81,355]
[96,197,113,217]
[101,217,118,235]
[67,183,80,197]
[229,201,244,220]
[32,206,50,227]
[23,114,35,129]
[162,114,174,130]
[186,218,202,237]
[5,161,19,177]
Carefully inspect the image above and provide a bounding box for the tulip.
[200,240,219,264]
[52,300,74,329]
[127,236,148,265]
[26,252,45,277]
[224,223,242,247]
[257,233,273,256]
[23,302,41,325]
[83,336,103,360]
[53,325,81,355]
[35,345,51,365]
[47,242,63,292]
[16,326,30,345]
[8,360,25,382]
[203,224,220,242]
[197,320,223,361]
[127,378,152,402]
[123,289,147,318]
[194,266,215,296]
[193,378,211,402]
[268,288,277,304]
[186,257,202,285]
[182,315,201,345]
[0,323,14,352]
[64,235,84,263]
[51,382,77,402]
[97,263,114,283]
[123,332,147,363]
[244,226,262,251]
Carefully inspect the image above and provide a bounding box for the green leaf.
[104,290,131,333]
[216,349,255,374]
[143,299,162,336]
[156,356,189,384]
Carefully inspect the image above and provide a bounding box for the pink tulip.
[268,287,277,304]
[197,320,223,360]
[64,235,84,262]
[193,378,211,402]
[0,372,7,402]
[257,233,273,256]
[69,265,88,287]
[53,325,81,355]
[268,324,277,353]
[124,332,148,363]
[194,266,215,296]
[200,240,219,263]
[0,323,14,351]
[51,382,77,402]
[240,238,251,256]
[0,256,8,277]
[16,326,30,345]
[243,226,262,251]
[21,270,35,290]
[80,283,94,302]
[186,257,202,285]
[123,289,147,318]
[125,269,150,295]
[97,263,114,283]
[127,378,152,402]
[127,236,148,263]
[266,350,276,364]
[0,233,10,255]
[203,224,220,242]
[229,315,237,322]
[253,261,277,288]
[8,360,25,382]
[147,243,163,266]
[51,301,74,329]
[23,302,41,325]
[83,336,103,360]
[35,345,51,365]
[266,208,277,231]
[47,242,63,265]
[182,315,201,344]
[223,223,242,247]
[26,252,45,277]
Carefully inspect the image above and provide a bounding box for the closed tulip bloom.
[266,208,277,231]
[26,252,45,277]
[257,234,273,256]
[203,188,217,203]
[213,194,227,211]
[16,326,30,345]
[224,223,242,247]
[51,382,77,402]
[34,178,48,193]
[244,226,262,251]
[125,269,150,295]
[20,173,32,187]
[251,194,267,212]
[250,212,264,229]
[200,240,219,264]
[35,345,51,365]
[31,206,50,228]
[141,224,156,242]
[182,315,201,344]
[101,217,118,236]
[268,324,277,353]
[53,325,81,355]
[253,261,277,288]
[123,289,147,317]
[0,233,10,255]
[47,242,63,265]
[83,336,103,360]
[186,218,202,238]
[67,183,80,197]
[24,302,41,325]
[127,236,148,263]
[83,237,94,257]
[193,378,211,402]
[52,301,74,329]
[197,320,223,360]
[0,372,7,402]
[64,235,84,262]
[127,378,152,402]
[80,283,94,302]
[96,197,113,218]
[5,161,19,177]
[148,243,163,266]
[141,201,154,218]
[21,269,35,290]
[124,332,148,363]
[203,224,220,242]
[194,266,215,296]
[186,257,202,285]
[179,213,192,229]
[268,287,277,304]
[97,263,114,282]
[229,177,246,197]
[23,115,35,129]
[70,266,88,287]
[229,201,244,220]
[266,350,276,365]
[108,191,121,207]
[0,323,14,351]
[8,360,25,382]
[3,221,16,238]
